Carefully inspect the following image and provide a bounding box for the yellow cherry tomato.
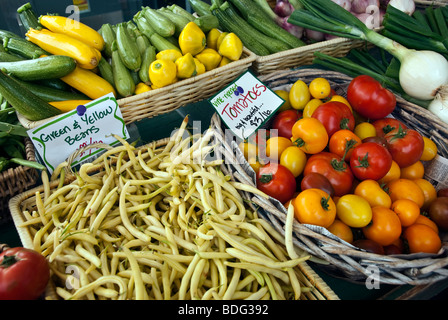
[218,32,243,61]
[302,98,323,117]
[149,59,177,88]
[206,28,222,50]
[336,194,373,228]
[309,77,331,99]
[413,178,437,210]
[330,95,352,112]
[400,160,425,180]
[354,121,376,140]
[155,49,182,62]
[289,80,310,110]
[275,90,292,112]
[175,53,197,79]
[178,21,206,56]
[379,160,401,184]
[194,48,222,71]
[280,146,307,177]
[293,188,336,228]
[238,140,258,160]
[291,117,328,154]
[266,136,292,160]
[354,179,392,208]
[420,136,438,161]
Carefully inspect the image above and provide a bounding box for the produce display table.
[1,98,447,300]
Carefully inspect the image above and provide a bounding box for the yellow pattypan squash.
[219,56,232,67]
[216,32,228,50]
[206,28,222,51]
[175,53,197,79]
[193,57,206,75]
[178,21,206,56]
[135,82,151,95]
[156,49,183,62]
[149,59,177,89]
[194,48,222,71]
[218,32,243,61]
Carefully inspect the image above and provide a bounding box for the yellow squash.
[175,53,197,79]
[156,49,183,62]
[61,66,116,99]
[193,58,206,75]
[178,21,206,56]
[26,28,101,69]
[49,100,92,113]
[39,15,105,51]
[149,59,178,89]
[134,82,151,95]
[194,48,221,71]
[218,32,243,61]
[206,28,222,50]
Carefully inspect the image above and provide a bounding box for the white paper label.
[209,71,284,140]
[28,93,129,174]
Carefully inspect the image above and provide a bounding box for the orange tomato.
[354,179,392,208]
[404,223,442,254]
[391,199,420,227]
[420,136,438,161]
[387,178,425,208]
[293,188,336,228]
[413,178,437,210]
[328,129,362,161]
[362,206,402,246]
[400,160,425,180]
[290,117,328,154]
[379,160,400,184]
[413,214,439,234]
[327,219,354,243]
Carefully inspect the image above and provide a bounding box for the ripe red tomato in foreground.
[350,141,393,181]
[311,101,355,137]
[0,247,50,300]
[271,109,302,139]
[384,126,424,168]
[256,163,296,204]
[346,75,396,120]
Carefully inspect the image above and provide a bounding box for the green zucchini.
[142,7,176,38]
[15,78,90,102]
[3,36,47,59]
[134,12,181,52]
[0,30,22,42]
[167,4,195,21]
[17,2,42,33]
[189,0,213,16]
[0,55,76,81]
[211,6,270,56]
[193,14,220,33]
[0,69,62,120]
[111,40,135,97]
[158,8,191,37]
[0,52,24,62]
[99,23,116,58]
[139,45,156,84]
[97,57,115,87]
[116,22,142,72]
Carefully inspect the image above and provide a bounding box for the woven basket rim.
[211,68,448,285]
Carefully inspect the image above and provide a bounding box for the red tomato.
[384,126,424,168]
[346,75,396,120]
[300,172,335,197]
[311,101,355,137]
[349,142,393,181]
[0,247,50,300]
[372,118,408,137]
[271,109,302,139]
[304,152,354,197]
[438,188,448,197]
[256,163,296,204]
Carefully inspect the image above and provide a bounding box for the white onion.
[428,96,448,124]
[388,0,415,15]
[398,50,448,101]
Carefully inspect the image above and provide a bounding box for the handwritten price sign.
[28,93,129,174]
[209,71,284,140]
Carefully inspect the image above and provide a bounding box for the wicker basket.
[17,48,256,130]
[0,138,39,226]
[9,134,339,300]
[414,0,447,7]
[251,38,371,75]
[210,68,448,286]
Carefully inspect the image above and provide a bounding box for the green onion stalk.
[288,0,448,123]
